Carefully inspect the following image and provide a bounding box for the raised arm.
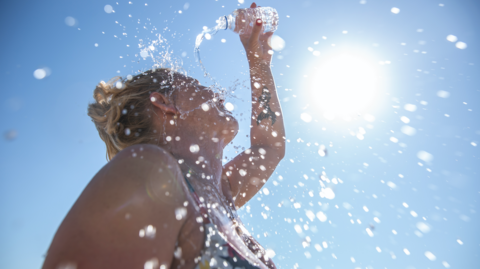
[223,3,286,209]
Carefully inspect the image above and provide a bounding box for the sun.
[310,52,379,121]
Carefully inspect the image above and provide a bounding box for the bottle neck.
[218,14,235,31]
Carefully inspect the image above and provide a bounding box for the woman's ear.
[150,92,178,115]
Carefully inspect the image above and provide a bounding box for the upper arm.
[42,145,192,269]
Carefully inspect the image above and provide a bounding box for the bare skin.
[42,2,285,269]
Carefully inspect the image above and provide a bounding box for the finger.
[250,18,263,42]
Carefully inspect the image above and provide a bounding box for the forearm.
[249,63,285,157]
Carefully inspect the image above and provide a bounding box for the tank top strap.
[183,175,211,223]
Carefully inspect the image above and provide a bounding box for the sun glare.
[310,53,379,121]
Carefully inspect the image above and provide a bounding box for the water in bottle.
[194,7,279,79]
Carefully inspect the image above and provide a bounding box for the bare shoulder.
[110,144,180,175]
[92,144,189,206]
[42,144,194,269]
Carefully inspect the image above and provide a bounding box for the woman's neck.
[166,137,226,188]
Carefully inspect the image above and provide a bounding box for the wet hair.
[87,68,178,160]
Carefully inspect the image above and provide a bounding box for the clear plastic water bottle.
[217,7,279,36]
[195,7,279,77]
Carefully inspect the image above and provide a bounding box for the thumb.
[250,18,263,41]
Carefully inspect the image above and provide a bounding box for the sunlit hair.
[87,68,178,160]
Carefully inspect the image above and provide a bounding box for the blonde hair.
[87,68,177,160]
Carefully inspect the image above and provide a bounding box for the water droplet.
[65,16,76,26]
[116,81,123,89]
[189,144,200,153]
[305,210,315,221]
[416,222,431,233]
[446,35,457,42]
[294,224,303,233]
[404,103,417,112]
[455,41,467,49]
[401,125,416,136]
[300,113,312,122]
[410,211,418,217]
[366,228,374,237]
[320,188,335,199]
[262,188,270,195]
[174,246,182,259]
[239,169,247,176]
[271,131,278,137]
[316,211,327,222]
[94,43,99,47]
[403,248,410,255]
[205,33,212,40]
[265,249,276,258]
[437,90,450,98]
[104,5,113,13]
[387,181,397,189]
[201,103,210,111]
[269,35,285,51]
[221,39,226,43]
[391,7,400,14]
[175,207,187,220]
[400,116,410,123]
[125,128,131,135]
[33,68,47,79]
[376,247,382,252]
[225,102,234,111]
[144,258,158,269]
[390,137,398,143]
[140,50,149,58]
[425,251,436,261]
[417,150,433,162]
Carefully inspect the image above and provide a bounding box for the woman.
[42,3,285,269]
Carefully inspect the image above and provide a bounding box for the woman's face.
[169,74,239,146]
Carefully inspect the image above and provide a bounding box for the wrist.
[249,61,271,75]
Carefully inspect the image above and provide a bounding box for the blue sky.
[0,0,479,268]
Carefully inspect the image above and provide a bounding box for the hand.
[239,2,274,67]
